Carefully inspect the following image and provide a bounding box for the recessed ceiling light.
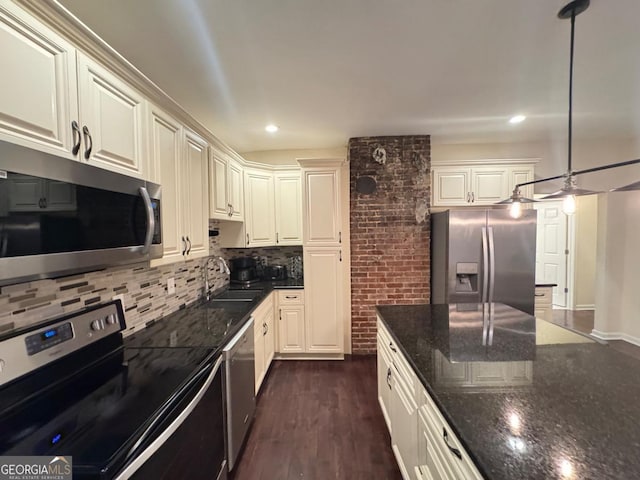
[509,115,526,124]
[265,124,279,133]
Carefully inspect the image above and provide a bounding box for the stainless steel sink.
[209,289,262,302]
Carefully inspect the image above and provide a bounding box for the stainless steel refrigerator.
[431,209,537,314]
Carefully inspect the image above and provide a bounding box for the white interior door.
[534,201,568,307]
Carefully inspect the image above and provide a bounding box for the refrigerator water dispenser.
[455,263,478,293]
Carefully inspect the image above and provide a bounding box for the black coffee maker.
[230,257,259,285]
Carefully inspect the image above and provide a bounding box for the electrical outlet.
[167,277,176,295]
[112,294,125,310]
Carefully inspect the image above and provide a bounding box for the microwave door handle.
[481,227,489,303]
[139,187,155,255]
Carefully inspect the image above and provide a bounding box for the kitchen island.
[376,303,640,480]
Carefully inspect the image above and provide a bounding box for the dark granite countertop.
[376,303,640,480]
[124,280,302,351]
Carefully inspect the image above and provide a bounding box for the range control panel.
[0,301,125,387]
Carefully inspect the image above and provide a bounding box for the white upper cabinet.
[302,167,342,246]
[228,159,244,221]
[244,168,276,247]
[209,149,244,221]
[148,106,183,265]
[432,167,472,206]
[0,1,78,158]
[77,52,147,178]
[183,129,209,258]
[274,170,303,246]
[432,162,537,207]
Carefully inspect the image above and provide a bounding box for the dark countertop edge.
[375,305,492,480]
[145,282,304,358]
[535,283,557,287]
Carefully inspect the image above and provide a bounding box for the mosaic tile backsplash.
[0,221,229,337]
[224,246,303,279]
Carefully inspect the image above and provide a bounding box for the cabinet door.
[264,305,275,368]
[303,168,341,245]
[391,372,418,480]
[244,169,275,246]
[471,167,508,204]
[275,171,303,246]
[148,106,183,264]
[77,53,146,178]
[303,247,343,353]
[278,306,305,353]
[0,2,78,158]
[431,168,471,206]
[183,130,209,258]
[209,149,229,220]
[509,165,535,200]
[228,159,244,221]
[377,339,392,431]
[254,319,265,394]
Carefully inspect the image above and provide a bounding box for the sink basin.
[209,289,262,302]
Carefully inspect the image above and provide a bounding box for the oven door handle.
[139,186,155,255]
[115,355,223,480]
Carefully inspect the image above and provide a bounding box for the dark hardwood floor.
[231,357,402,480]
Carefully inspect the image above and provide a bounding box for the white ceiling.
[58,0,640,153]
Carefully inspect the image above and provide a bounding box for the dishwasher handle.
[223,317,254,359]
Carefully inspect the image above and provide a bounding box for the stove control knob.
[91,319,104,331]
[106,314,117,326]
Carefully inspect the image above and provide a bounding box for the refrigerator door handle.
[488,226,496,304]
[481,227,489,303]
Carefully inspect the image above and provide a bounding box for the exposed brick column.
[349,136,431,354]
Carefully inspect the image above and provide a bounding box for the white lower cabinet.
[378,318,484,480]
[254,293,275,394]
[277,290,306,353]
[534,286,553,322]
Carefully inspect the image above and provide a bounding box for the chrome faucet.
[205,256,231,301]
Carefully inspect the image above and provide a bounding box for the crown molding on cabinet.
[296,158,347,168]
[14,0,247,168]
[431,158,540,167]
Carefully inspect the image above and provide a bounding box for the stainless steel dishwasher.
[223,317,256,471]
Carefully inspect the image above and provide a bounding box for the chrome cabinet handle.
[181,236,187,256]
[389,342,397,353]
[246,234,249,245]
[443,428,462,460]
[38,198,45,209]
[276,232,279,244]
[71,121,81,155]
[466,192,471,203]
[535,293,546,297]
[231,204,235,216]
[186,236,192,255]
[471,192,475,203]
[228,203,233,216]
[339,231,342,243]
[279,308,282,320]
[82,126,93,159]
[285,295,297,299]
[339,250,342,262]
[386,367,392,389]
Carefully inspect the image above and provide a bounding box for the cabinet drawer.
[420,390,483,480]
[278,290,304,305]
[534,287,552,305]
[378,319,417,399]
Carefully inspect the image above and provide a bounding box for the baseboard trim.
[591,330,640,347]
[574,304,595,311]
[273,353,345,361]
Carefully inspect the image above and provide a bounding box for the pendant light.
[541,0,600,214]
[496,187,536,219]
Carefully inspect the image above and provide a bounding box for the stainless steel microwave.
[0,141,162,286]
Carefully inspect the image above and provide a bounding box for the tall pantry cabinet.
[299,159,351,355]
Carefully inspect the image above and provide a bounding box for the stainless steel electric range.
[0,301,227,480]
